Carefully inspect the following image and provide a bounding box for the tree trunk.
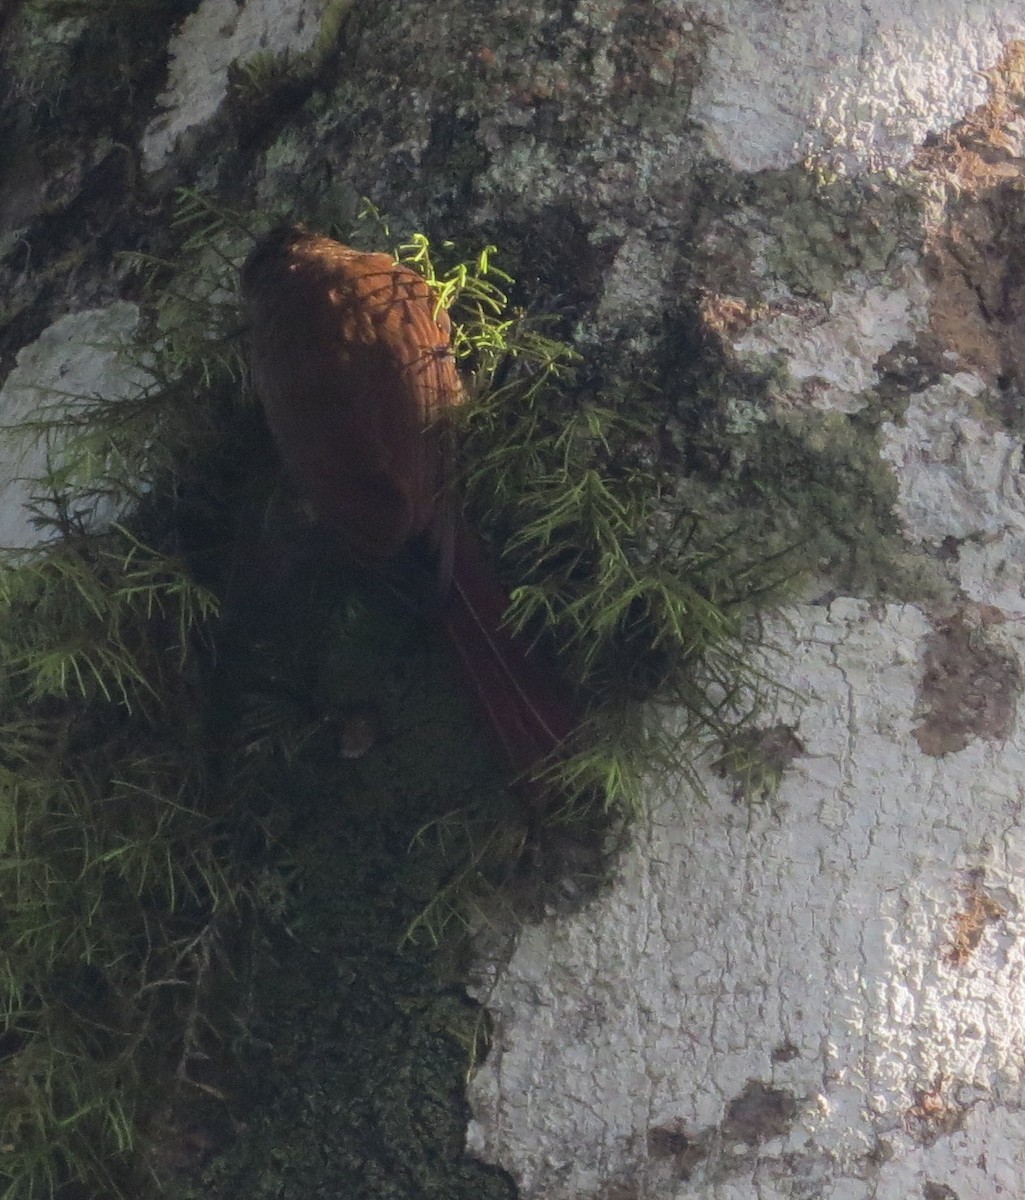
[3,1,1025,1197]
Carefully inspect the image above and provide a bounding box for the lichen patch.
[730,273,929,413]
[715,722,805,803]
[645,1116,706,1179]
[914,617,1020,756]
[721,1080,798,1146]
[641,1081,799,1186]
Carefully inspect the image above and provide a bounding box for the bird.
[240,226,580,786]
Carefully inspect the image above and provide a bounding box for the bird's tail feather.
[438,520,580,784]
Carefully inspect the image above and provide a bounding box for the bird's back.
[241,228,462,562]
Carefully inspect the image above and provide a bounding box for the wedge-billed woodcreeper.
[240,226,578,780]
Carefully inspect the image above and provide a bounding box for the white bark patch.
[0,304,143,548]
[468,600,1025,1199]
[732,268,929,413]
[880,375,1025,613]
[691,0,1025,172]
[141,0,329,173]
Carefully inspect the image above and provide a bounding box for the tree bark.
[3,1,1025,1197]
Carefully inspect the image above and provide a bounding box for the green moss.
[751,398,953,600]
[745,166,923,302]
[3,5,84,104]
[735,407,908,593]
[312,0,357,60]
[0,0,198,323]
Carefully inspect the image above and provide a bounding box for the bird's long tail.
[437,519,581,785]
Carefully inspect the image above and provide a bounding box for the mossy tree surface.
[0,194,808,1197]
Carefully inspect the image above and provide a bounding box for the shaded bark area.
[164,777,517,1200]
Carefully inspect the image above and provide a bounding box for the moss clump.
[731,407,913,594]
[0,202,269,1199]
[0,530,235,1199]
[741,166,924,303]
[714,722,804,805]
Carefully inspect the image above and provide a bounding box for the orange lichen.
[945,877,1007,967]
[698,292,764,338]
[915,42,1025,386]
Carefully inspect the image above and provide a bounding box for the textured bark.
[468,602,1025,1197]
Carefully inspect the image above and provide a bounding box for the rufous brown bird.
[240,226,579,783]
